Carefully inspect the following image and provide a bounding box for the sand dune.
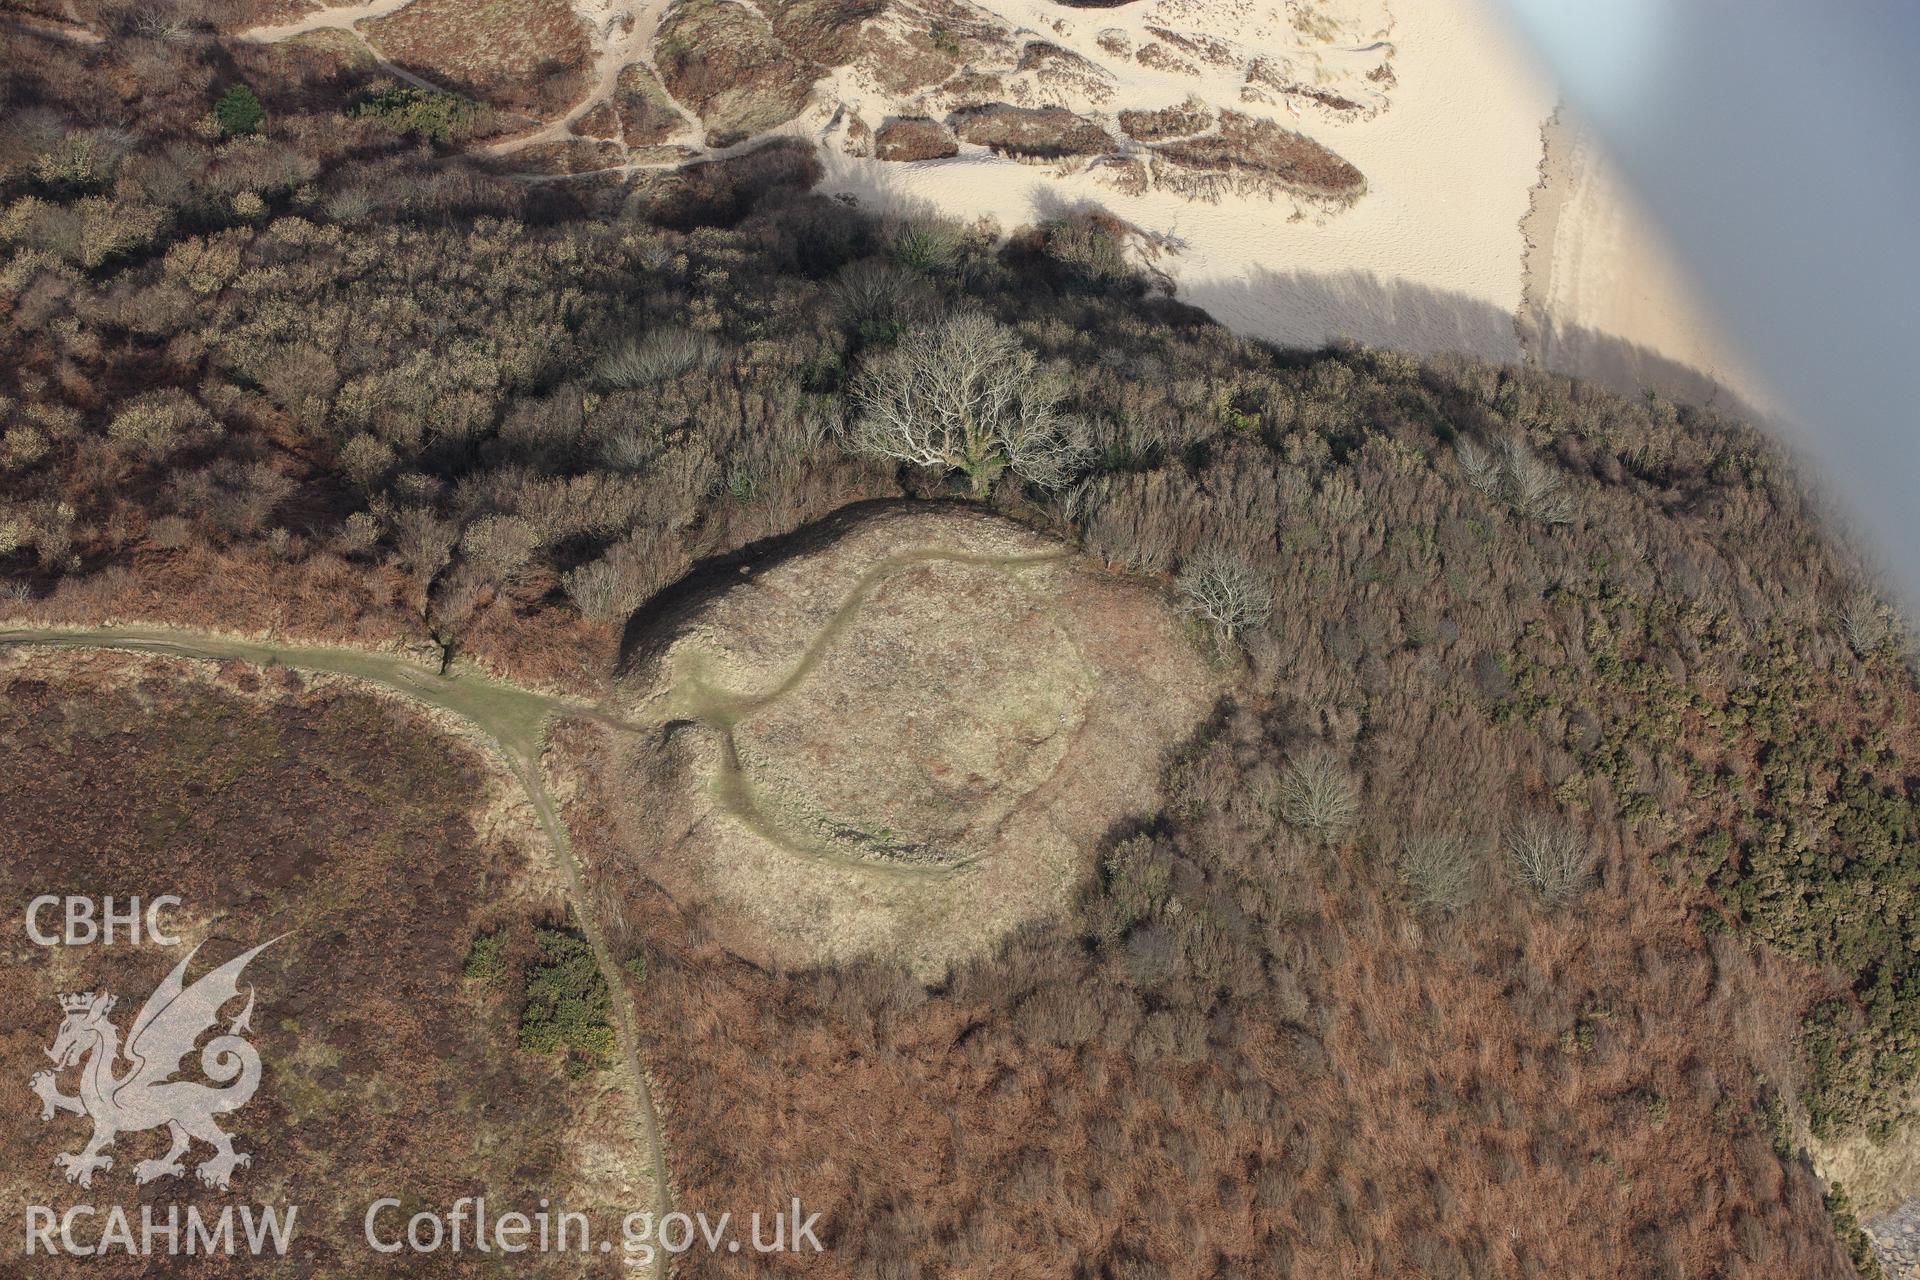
[813,0,1767,413]
[240,0,1770,413]
[814,0,1551,357]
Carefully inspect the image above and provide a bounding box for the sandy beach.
[1519,110,1778,418]
[809,0,1768,414]
[240,0,1773,414]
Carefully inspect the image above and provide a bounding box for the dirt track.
[667,544,1071,878]
[235,0,714,173]
[0,624,674,1280]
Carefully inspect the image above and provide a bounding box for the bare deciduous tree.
[561,531,666,624]
[391,504,456,608]
[339,433,396,491]
[1505,813,1593,903]
[126,10,193,40]
[1399,830,1477,912]
[1277,748,1358,841]
[848,311,1089,497]
[1175,549,1273,639]
[1835,590,1891,657]
[460,514,539,584]
[1455,436,1501,493]
[829,259,922,329]
[596,327,716,388]
[322,187,374,223]
[1499,438,1575,524]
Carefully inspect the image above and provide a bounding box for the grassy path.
[0,624,674,1279]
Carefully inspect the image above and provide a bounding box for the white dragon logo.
[28,939,278,1191]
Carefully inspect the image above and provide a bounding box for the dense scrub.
[3,15,1916,1276]
[0,655,628,1277]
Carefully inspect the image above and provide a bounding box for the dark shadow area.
[1187,265,1784,431]
[1190,266,1523,365]
[1523,309,1780,428]
[615,497,993,677]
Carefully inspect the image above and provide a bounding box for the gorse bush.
[213,85,264,137]
[350,85,482,142]
[1822,1184,1890,1280]
[463,929,507,985]
[3,26,1916,1264]
[1503,568,1920,1136]
[517,926,616,1071]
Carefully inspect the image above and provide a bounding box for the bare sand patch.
[245,0,1766,414]
[814,0,1548,361]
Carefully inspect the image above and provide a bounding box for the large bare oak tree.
[849,311,1088,497]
